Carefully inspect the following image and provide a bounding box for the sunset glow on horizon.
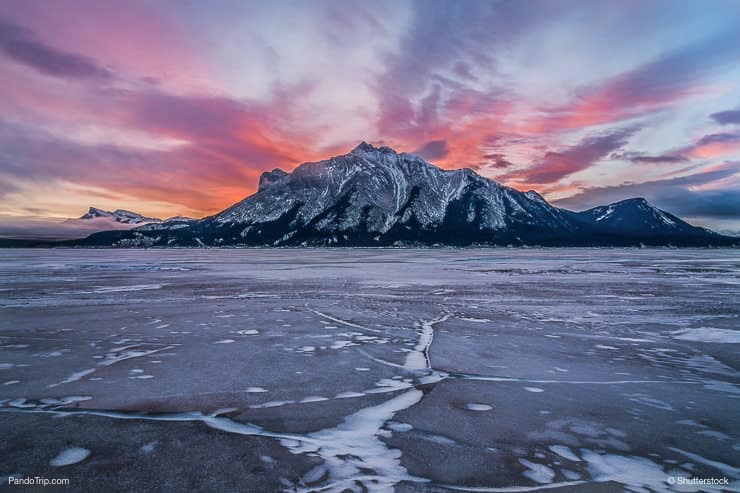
[1,0,739,232]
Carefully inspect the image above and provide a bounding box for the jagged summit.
[350,141,396,155]
[258,168,289,192]
[352,141,376,153]
[70,143,735,247]
[211,141,565,240]
[79,207,161,224]
[80,207,109,219]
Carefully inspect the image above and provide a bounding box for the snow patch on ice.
[386,421,413,432]
[141,441,157,454]
[577,449,728,492]
[335,391,365,399]
[49,368,96,387]
[671,327,740,344]
[548,445,580,462]
[302,464,328,485]
[330,340,357,350]
[300,396,328,403]
[518,458,555,484]
[283,389,426,492]
[465,403,493,411]
[405,313,450,370]
[524,387,544,393]
[49,447,90,467]
[92,284,164,293]
[250,400,295,409]
[668,447,740,478]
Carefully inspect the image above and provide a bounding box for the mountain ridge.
[64,142,736,248]
[79,207,162,224]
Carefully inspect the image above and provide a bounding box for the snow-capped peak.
[350,141,398,157]
[79,207,161,224]
[208,142,576,244]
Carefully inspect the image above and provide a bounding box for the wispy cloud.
[519,127,637,185]
[711,108,740,125]
[0,17,111,79]
[414,140,449,161]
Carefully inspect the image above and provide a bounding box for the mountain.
[564,198,713,238]
[79,207,162,224]
[0,207,165,245]
[67,143,737,247]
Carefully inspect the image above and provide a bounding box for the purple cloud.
[0,17,111,79]
[482,153,514,169]
[710,109,740,125]
[631,155,687,164]
[695,132,740,146]
[374,0,541,141]
[522,127,637,184]
[414,140,448,160]
[614,152,688,164]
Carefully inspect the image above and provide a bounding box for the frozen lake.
[0,248,738,492]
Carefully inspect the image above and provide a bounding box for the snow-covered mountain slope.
[202,142,578,246]
[136,216,195,232]
[80,207,162,224]
[564,198,721,239]
[72,143,736,247]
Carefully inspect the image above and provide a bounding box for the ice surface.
[0,248,738,492]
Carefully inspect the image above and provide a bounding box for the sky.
[0,0,739,234]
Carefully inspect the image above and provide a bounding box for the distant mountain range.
[78,207,162,224]
[44,142,731,248]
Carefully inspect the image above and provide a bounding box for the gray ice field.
[0,248,738,492]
